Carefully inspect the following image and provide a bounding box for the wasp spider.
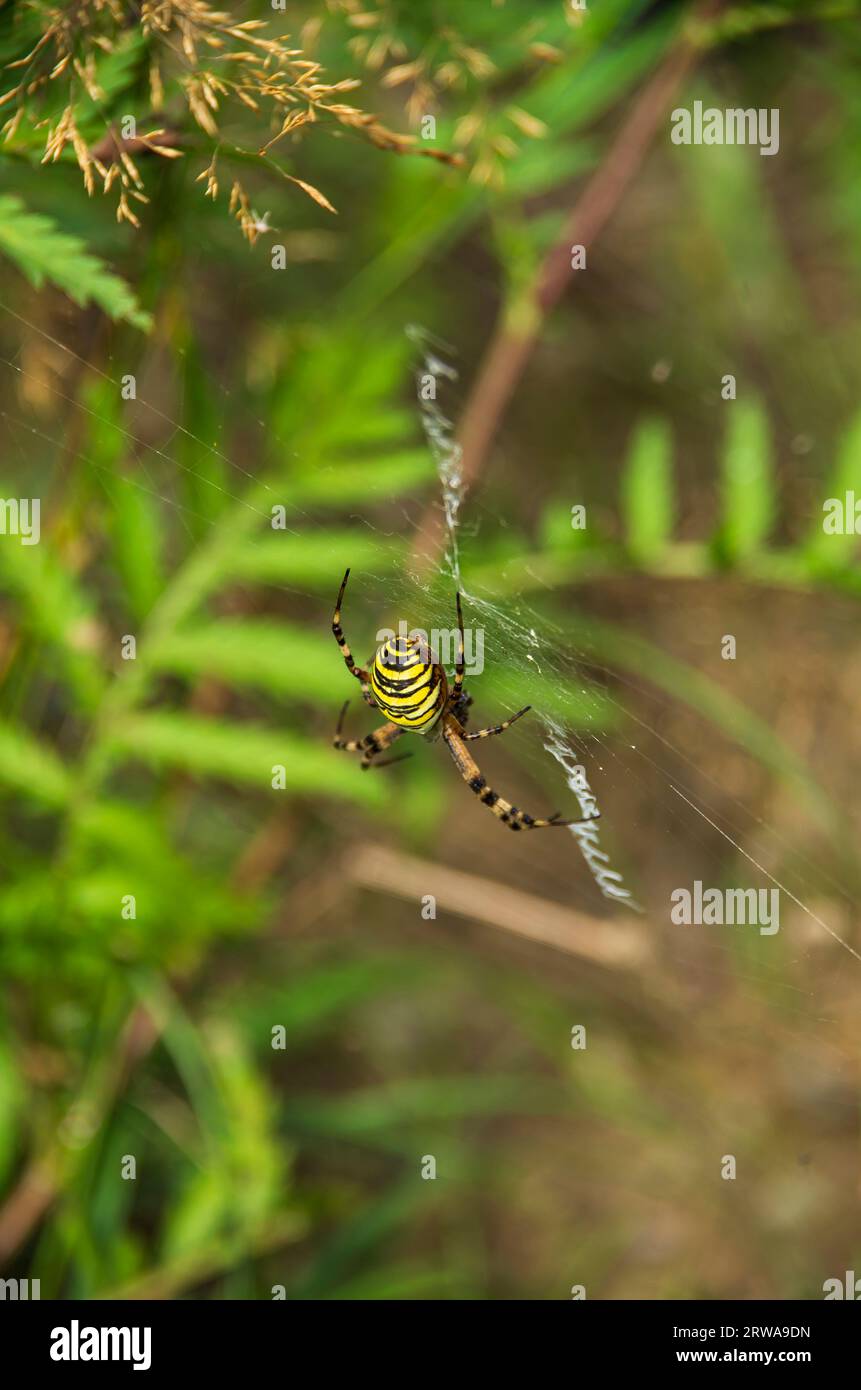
[331,569,597,832]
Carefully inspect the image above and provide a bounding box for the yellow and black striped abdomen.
[370,636,447,732]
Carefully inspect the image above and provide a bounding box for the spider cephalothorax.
[331,569,598,832]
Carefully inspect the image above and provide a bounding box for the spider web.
[405,323,636,909]
[401,327,861,974]
[1,296,860,996]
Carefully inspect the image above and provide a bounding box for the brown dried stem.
[410,8,719,573]
[346,842,650,969]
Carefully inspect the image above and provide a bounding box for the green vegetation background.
[0,0,860,1299]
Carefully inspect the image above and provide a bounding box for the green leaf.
[162,1023,286,1261]
[523,14,671,141]
[288,451,434,506]
[804,405,861,572]
[76,377,165,619]
[621,418,674,563]
[286,1076,568,1142]
[717,401,774,561]
[0,532,106,709]
[231,531,405,588]
[322,1264,471,1300]
[503,141,595,200]
[0,719,71,806]
[0,1031,24,1187]
[105,712,386,805]
[0,196,150,330]
[227,956,444,1043]
[107,476,165,621]
[148,620,342,702]
[174,342,230,533]
[291,1183,438,1300]
[538,500,592,552]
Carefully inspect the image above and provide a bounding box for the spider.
[331,569,597,832]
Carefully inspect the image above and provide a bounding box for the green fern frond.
[0,194,150,330]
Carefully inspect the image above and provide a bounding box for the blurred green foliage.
[1,0,860,1301]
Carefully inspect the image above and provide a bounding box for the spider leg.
[453,590,465,697]
[462,705,531,741]
[442,716,598,831]
[361,653,380,706]
[365,751,412,769]
[333,703,408,769]
[450,690,473,727]
[332,568,372,697]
